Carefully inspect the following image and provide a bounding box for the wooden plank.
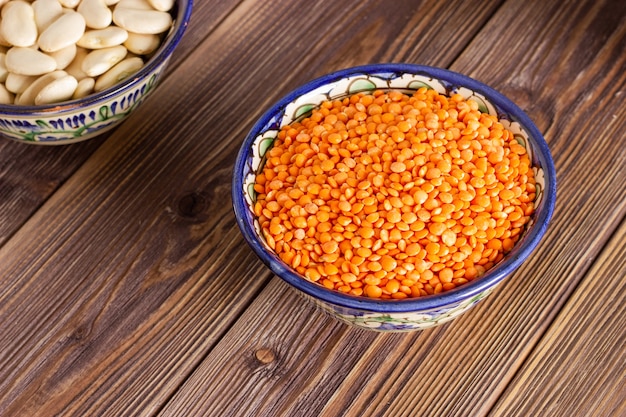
[488,218,626,416]
[163,0,240,70]
[0,136,105,246]
[0,0,237,248]
[0,0,502,416]
[159,277,402,417]
[158,0,626,416]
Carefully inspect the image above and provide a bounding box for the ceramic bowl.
[0,0,192,145]
[232,64,556,332]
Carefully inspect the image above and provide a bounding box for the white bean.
[35,73,77,104]
[0,26,10,47]
[5,72,37,93]
[94,56,142,91]
[64,46,89,80]
[72,76,94,98]
[115,0,153,10]
[113,8,172,34]
[32,0,63,32]
[0,82,13,103]
[6,47,57,75]
[17,70,65,105]
[38,11,85,52]
[77,0,111,29]
[81,45,127,77]
[103,0,121,4]
[48,43,76,69]
[0,1,38,48]
[0,52,7,82]
[78,27,128,49]
[58,0,79,8]
[147,0,173,12]
[123,32,160,55]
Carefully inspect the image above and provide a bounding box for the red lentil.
[254,88,536,299]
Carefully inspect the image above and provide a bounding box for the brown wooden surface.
[489,217,626,417]
[0,0,624,416]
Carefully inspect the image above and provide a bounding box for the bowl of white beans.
[0,0,192,144]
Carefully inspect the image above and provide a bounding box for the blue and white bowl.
[232,64,557,332]
[0,0,193,145]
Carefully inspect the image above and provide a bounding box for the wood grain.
[160,278,381,417]
[489,218,626,416]
[0,0,503,416]
[0,136,105,246]
[0,0,623,416]
[158,0,626,416]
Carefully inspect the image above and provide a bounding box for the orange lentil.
[254,89,536,298]
[386,279,401,293]
[364,284,383,298]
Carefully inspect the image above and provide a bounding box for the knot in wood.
[254,348,275,364]
[70,324,91,341]
[177,192,207,218]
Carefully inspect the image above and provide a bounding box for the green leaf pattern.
[301,288,494,332]
[0,73,160,143]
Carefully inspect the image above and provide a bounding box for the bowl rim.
[0,0,193,115]
[232,63,557,313]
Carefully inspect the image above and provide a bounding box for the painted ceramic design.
[0,69,163,144]
[233,64,557,332]
[303,288,494,332]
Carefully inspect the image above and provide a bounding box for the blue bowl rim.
[0,0,193,116]
[232,63,557,313]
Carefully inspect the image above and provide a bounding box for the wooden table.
[1,0,624,416]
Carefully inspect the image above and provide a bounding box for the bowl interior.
[233,64,556,312]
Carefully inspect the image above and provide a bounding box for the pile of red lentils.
[253,88,536,299]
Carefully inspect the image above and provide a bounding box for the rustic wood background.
[0,0,624,416]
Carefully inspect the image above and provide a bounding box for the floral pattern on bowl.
[302,288,494,332]
[0,71,162,145]
[233,64,557,332]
